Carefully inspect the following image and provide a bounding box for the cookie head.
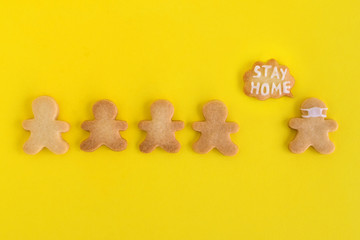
[93,100,118,119]
[150,100,174,120]
[32,96,59,119]
[300,98,328,118]
[203,100,228,122]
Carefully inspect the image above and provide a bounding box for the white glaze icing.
[301,107,328,118]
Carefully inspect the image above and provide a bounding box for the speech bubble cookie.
[243,59,295,100]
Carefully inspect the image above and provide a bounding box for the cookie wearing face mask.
[288,98,338,154]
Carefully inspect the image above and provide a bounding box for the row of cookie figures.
[22,96,338,156]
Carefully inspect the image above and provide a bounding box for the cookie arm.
[326,119,338,132]
[138,121,151,131]
[192,122,205,132]
[81,121,94,131]
[172,121,184,131]
[115,120,128,131]
[226,122,239,133]
[22,119,35,130]
[289,118,302,129]
[56,121,70,132]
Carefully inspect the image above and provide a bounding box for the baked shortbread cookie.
[192,100,239,156]
[80,100,128,152]
[243,59,295,100]
[23,96,70,154]
[289,98,338,154]
[139,100,184,153]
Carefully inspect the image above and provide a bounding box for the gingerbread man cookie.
[243,59,295,100]
[289,98,338,154]
[23,96,70,154]
[80,100,128,152]
[192,100,239,156]
[138,100,184,153]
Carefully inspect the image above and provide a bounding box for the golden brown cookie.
[289,98,338,154]
[22,96,70,155]
[192,100,239,156]
[80,100,128,152]
[138,100,184,153]
[243,59,295,100]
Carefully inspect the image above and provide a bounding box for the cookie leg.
[47,139,69,154]
[216,141,238,156]
[107,138,127,151]
[313,140,335,154]
[289,137,310,154]
[80,137,100,152]
[193,138,213,154]
[23,138,43,155]
[139,138,157,153]
[162,139,181,153]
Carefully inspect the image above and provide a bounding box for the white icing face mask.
[301,107,327,118]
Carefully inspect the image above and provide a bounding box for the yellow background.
[0,0,359,239]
